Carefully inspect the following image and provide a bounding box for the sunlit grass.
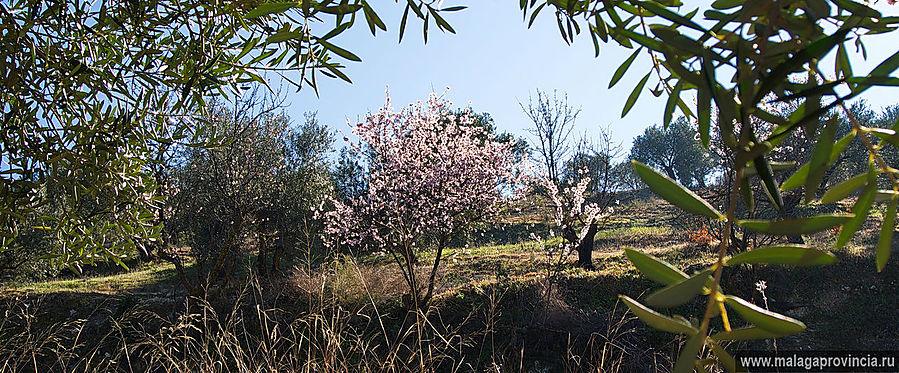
[2,261,185,294]
[595,225,672,239]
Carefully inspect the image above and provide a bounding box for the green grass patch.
[2,261,184,294]
[595,225,672,240]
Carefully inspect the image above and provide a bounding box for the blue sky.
[284,1,899,158]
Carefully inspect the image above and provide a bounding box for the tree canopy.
[521,0,899,370]
[630,117,715,188]
[0,0,461,269]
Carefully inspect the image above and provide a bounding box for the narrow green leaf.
[867,127,899,147]
[836,165,877,249]
[754,107,788,127]
[609,48,641,88]
[318,40,362,62]
[236,37,260,60]
[663,81,683,127]
[820,172,869,204]
[318,4,362,15]
[710,326,790,341]
[738,215,854,235]
[625,248,688,285]
[743,162,796,176]
[399,4,410,42]
[637,1,705,32]
[321,64,352,83]
[725,246,838,266]
[709,340,737,373]
[833,0,882,17]
[663,56,705,88]
[104,248,130,271]
[800,71,823,137]
[266,30,303,43]
[528,2,546,27]
[755,155,784,210]
[620,295,698,334]
[754,28,850,104]
[876,190,899,202]
[877,194,897,272]
[321,22,353,40]
[740,176,754,212]
[594,16,608,42]
[427,5,456,33]
[246,2,298,19]
[672,332,704,373]
[781,130,857,191]
[836,43,853,80]
[651,27,708,58]
[615,26,663,51]
[724,295,806,335]
[697,85,711,147]
[852,50,899,94]
[362,1,387,33]
[632,161,724,219]
[407,0,425,18]
[589,25,601,57]
[622,73,651,117]
[847,76,899,89]
[804,118,839,204]
[807,0,831,18]
[772,80,844,104]
[711,0,742,10]
[646,269,713,308]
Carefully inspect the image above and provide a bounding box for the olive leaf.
[725,246,838,267]
[631,161,723,220]
[724,296,806,335]
[620,295,698,335]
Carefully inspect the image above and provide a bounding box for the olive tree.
[523,0,899,370]
[630,117,716,188]
[166,89,333,293]
[0,0,461,270]
[167,92,290,291]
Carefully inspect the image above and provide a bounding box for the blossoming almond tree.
[539,169,613,271]
[324,91,523,309]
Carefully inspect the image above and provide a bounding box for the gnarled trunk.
[576,223,598,270]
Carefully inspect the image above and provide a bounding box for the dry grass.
[0,252,673,372]
[6,197,892,371]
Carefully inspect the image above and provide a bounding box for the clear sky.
[283,1,899,158]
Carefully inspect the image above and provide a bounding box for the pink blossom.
[324,92,526,254]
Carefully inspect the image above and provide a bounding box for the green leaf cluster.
[0,0,461,270]
[520,0,899,368]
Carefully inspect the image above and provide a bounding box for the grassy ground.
[1,261,184,295]
[1,197,896,371]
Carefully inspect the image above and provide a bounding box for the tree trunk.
[205,216,243,289]
[270,235,283,275]
[256,228,268,277]
[663,164,678,182]
[576,223,598,270]
[157,245,201,296]
[423,238,447,307]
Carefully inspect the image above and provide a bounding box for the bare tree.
[560,128,623,269]
[521,89,580,183]
[523,90,620,270]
